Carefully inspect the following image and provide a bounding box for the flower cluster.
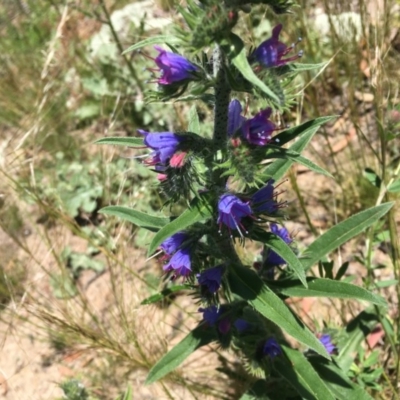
[199,305,231,334]
[250,24,303,68]
[160,232,192,277]
[227,99,276,146]
[153,46,199,85]
[217,180,279,237]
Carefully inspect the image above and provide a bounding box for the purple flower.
[234,319,250,333]
[251,24,303,68]
[160,232,188,255]
[199,305,221,326]
[139,129,184,165]
[263,337,281,358]
[241,108,275,146]
[251,180,277,214]
[199,305,231,334]
[264,224,292,266]
[163,247,192,277]
[154,46,198,85]
[197,265,224,294]
[319,334,335,355]
[217,194,253,236]
[227,100,245,137]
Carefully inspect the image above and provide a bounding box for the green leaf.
[145,326,216,384]
[302,202,394,272]
[275,345,336,400]
[122,35,181,54]
[100,206,170,230]
[252,231,307,287]
[148,197,212,255]
[188,105,200,134]
[232,48,280,104]
[309,356,374,400]
[363,168,381,188]
[264,116,336,180]
[265,146,332,178]
[388,179,400,193]
[141,285,192,305]
[271,278,386,306]
[228,265,329,358]
[94,137,144,147]
[337,310,380,373]
[116,385,132,400]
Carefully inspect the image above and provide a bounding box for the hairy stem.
[212,45,230,150]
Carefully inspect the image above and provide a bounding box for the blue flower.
[197,265,224,294]
[251,180,277,214]
[241,108,275,146]
[199,305,222,326]
[227,99,245,137]
[263,224,292,267]
[199,305,231,334]
[163,247,192,277]
[319,334,335,355]
[138,129,184,165]
[234,319,250,333]
[263,337,281,358]
[251,24,303,68]
[217,194,253,236]
[154,46,198,85]
[160,232,189,255]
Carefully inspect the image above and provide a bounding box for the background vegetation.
[0,0,399,398]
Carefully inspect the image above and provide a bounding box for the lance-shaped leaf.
[270,278,386,306]
[252,230,307,287]
[95,137,144,147]
[336,310,380,373]
[263,146,332,178]
[228,264,329,358]
[100,206,169,230]
[232,47,280,104]
[148,196,212,256]
[122,35,181,54]
[263,116,336,180]
[141,284,192,305]
[301,202,394,272]
[188,105,200,134]
[275,345,336,400]
[145,326,216,384]
[309,356,374,400]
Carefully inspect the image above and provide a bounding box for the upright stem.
[210,45,231,188]
[212,45,230,150]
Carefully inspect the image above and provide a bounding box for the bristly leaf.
[275,345,336,400]
[301,203,394,272]
[100,206,169,230]
[232,47,281,105]
[141,284,192,305]
[95,137,144,147]
[263,116,337,180]
[270,278,386,306]
[188,105,200,134]
[148,196,212,256]
[145,326,216,384]
[336,310,380,373]
[252,230,307,287]
[122,35,181,54]
[309,355,374,400]
[228,264,329,358]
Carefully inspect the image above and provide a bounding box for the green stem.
[98,0,144,94]
[212,45,230,150]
